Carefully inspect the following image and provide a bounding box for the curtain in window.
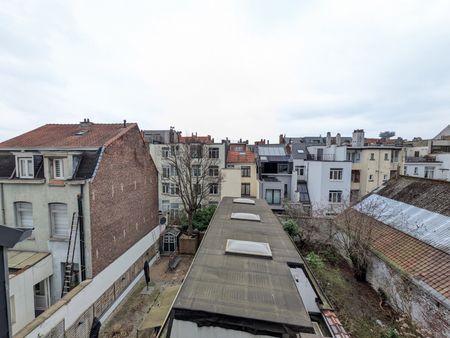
[50,203,69,237]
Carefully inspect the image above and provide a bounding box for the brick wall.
[89,125,158,275]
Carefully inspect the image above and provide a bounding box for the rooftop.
[0,122,137,149]
[8,250,51,278]
[170,197,322,335]
[227,149,255,163]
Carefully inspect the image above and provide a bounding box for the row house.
[221,142,259,199]
[145,129,226,220]
[0,120,159,335]
[403,124,450,181]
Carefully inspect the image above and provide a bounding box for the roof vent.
[75,130,88,136]
[231,212,261,222]
[233,198,255,205]
[225,239,272,258]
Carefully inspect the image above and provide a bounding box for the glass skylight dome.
[225,239,272,258]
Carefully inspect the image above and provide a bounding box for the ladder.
[61,212,80,297]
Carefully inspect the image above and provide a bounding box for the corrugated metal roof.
[354,194,450,254]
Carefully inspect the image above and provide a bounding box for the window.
[52,159,64,179]
[241,166,251,177]
[328,190,342,203]
[170,203,180,218]
[162,182,170,194]
[190,144,202,158]
[162,200,170,212]
[425,166,434,179]
[10,296,16,324]
[265,189,281,205]
[161,147,170,158]
[404,166,407,175]
[414,167,419,175]
[193,183,201,195]
[50,203,69,238]
[170,183,179,195]
[369,174,374,181]
[241,183,251,196]
[391,150,399,162]
[351,170,360,183]
[329,168,343,180]
[209,183,218,195]
[15,202,33,228]
[162,166,170,178]
[277,163,288,173]
[209,166,219,177]
[295,166,305,176]
[209,147,219,159]
[383,174,388,181]
[17,157,34,178]
[170,165,177,177]
[163,233,176,251]
[414,151,420,157]
[384,153,389,161]
[370,153,375,160]
[192,165,201,177]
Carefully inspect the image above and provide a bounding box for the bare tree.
[166,142,223,235]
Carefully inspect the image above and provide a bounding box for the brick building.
[0,120,160,335]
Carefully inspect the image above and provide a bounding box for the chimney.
[279,134,286,144]
[326,132,331,146]
[352,129,365,147]
[80,118,93,129]
[123,120,127,128]
[336,133,342,146]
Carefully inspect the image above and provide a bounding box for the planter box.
[179,235,197,255]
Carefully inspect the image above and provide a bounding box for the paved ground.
[100,255,193,338]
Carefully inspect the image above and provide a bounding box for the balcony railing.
[307,154,336,161]
[406,156,440,163]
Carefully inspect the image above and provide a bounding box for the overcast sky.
[1,0,449,143]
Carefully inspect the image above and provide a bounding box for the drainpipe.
[0,183,5,225]
[78,185,87,281]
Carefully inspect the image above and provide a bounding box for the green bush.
[382,327,399,338]
[283,219,299,237]
[306,252,325,270]
[192,205,217,231]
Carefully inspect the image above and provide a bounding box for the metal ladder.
[61,212,79,297]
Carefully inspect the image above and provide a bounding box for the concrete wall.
[17,226,162,338]
[89,126,159,276]
[220,168,241,198]
[10,255,53,335]
[0,181,85,302]
[367,254,450,338]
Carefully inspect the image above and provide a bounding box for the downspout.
[78,185,87,281]
[0,183,5,225]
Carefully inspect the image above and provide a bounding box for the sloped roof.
[434,124,450,140]
[178,135,212,144]
[377,176,450,216]
[0,123,137,149]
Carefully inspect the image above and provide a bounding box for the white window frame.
[15,202,33,228]
[17,157,34,178]
[162,165,170,178]
[241,166,251,177]
[209,183,219,195]
[49,203,69,239]
[161,147,171,158]
[424,166,434,179]
[170,183,179,195]
[208,147,219,159]
[52,158,64,179]
[209,166,219,177]
[328,190,343,203]
[162,182,170,194]
[329,168,343,181]
[192,165,201,177]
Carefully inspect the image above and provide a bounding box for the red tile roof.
[227,150,256,163]
[178,135,212,144]
[358,211,450,300]
[323,310,350,338]
[0,123,138,149]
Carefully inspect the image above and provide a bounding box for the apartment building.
[346,129,403,201]
[224,142,258,198]
[145,129,226,220]
[0,120,159,335]
[404,125,450,181]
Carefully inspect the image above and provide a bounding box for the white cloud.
[0,0,449,142]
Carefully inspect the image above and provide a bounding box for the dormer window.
[52,159,64,179]
[17,157,34,178]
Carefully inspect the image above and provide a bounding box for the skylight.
[225,239,272,258]
[297,149,304,153]
[231,212,261,222]
[75,130,88,136]
[233,198,255,205]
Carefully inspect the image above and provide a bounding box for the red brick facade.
[89,125,158,276]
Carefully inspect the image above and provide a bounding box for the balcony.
[405,156,441,163]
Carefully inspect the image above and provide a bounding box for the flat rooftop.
[171,197,316,334]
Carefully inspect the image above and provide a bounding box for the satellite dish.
[159,216,167,225]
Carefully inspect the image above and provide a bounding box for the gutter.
[78,185,87,281]
[0,184,4,225]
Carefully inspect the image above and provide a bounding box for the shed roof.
[171,197,315,333]
[8,250,51,277]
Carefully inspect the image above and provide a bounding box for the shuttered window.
[50,203,69,238]
[15,202,33,227]
[53,159,64,179]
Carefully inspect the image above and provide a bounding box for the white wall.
[220,168,241,198]
[22,225,162,338]
[9,254,53,335]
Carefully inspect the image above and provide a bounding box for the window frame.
[161,147,171,158]
[49,203,69,239]
[241,166,251,177]
[208,166,219,177]
[162,182,170,194]
[329,168,343,181]
[209,183,219,195]
[241,183,251,196]
[265,189,281,205]
[328,190,343,203]
[17,156,34,178]
[15,202,33,228]
[370,153,375,161]
[192,165,201,177]
[162,165,170,178]
[208,147,220,159]
[52,158,64,179]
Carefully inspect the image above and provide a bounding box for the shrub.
[192,205,217,231]
[283,219,299,237]
[306,252,325,270]
[382,327,399,338]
